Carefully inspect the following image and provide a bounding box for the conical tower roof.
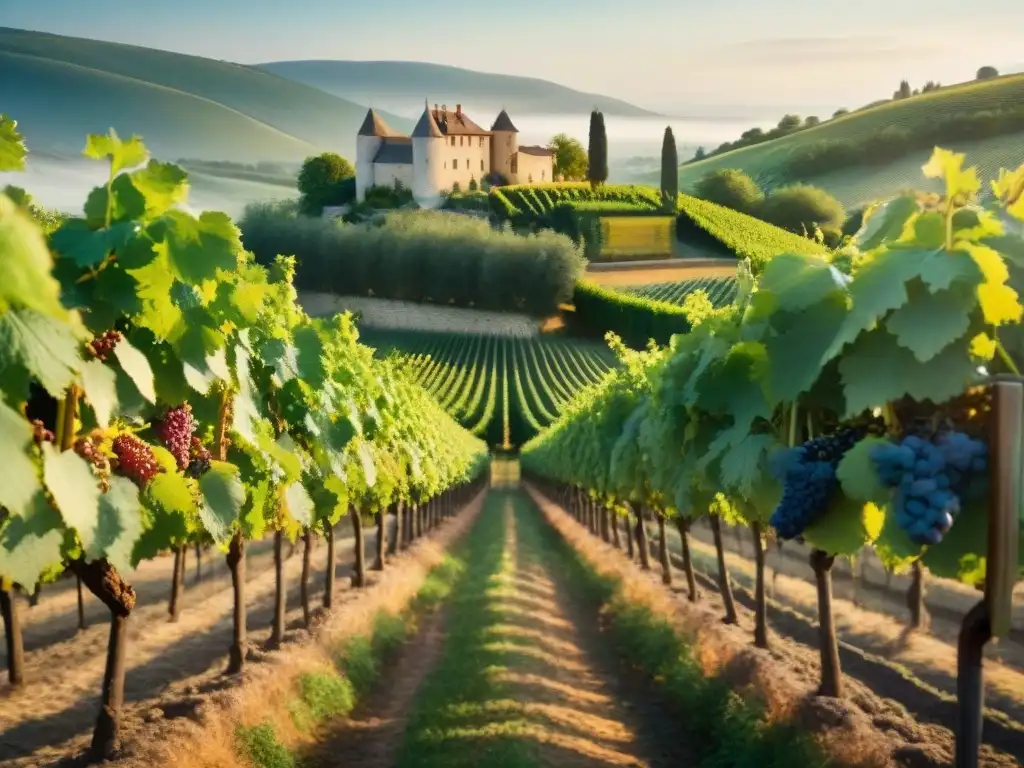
[358,108,400,137]
[411,101,443,138]
[491,109,518,133]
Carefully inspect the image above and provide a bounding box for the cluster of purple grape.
[185,436,212,479]
[31,419,55,445]
[155,404,196,471]
[111,434,163,488]
[74,436,111,492]
[770,427,865,540]
[86,330,123,361]
[870,430,987,546]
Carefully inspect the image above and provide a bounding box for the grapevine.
[86,330,123,361]
[110,434,163,489]
[155,404,196,471]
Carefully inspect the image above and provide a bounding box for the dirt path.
[394,491,687,768]
[0,520,383,765]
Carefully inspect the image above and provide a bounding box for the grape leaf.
[84,174,147,227]
[0,308,84,398]
[855,195,919,251]
[83,130,148,175]
[357,441,377,488]
[696,341,771,430]
[79,358,119,428]
[129,255,182,340]
[804,497,884,556]
[922,498,988,587]
[42,444,102,556]
[764,293,848,405]
[146,472,195,518]
[0,491,64,587]
[922,147,981,202]
[991,164,1024,222]
[198,460,246,544]
[884,282,974,363]
[959,243,1023,326]
[873,503,922,574]
[152,211,241,285]
[835,436,890,505]
[49,220,137,269]
[293,326,327,389]
[718,433,775,499]
[0,115,27,172]
[0,195,68,319]
[0,401,43,517]
[755,253,849,313]
[113,336,157,404]
[130,161,189,218]
[95,475,143,572]
[284,480,314,527]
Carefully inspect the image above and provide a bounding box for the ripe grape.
[111,434,163,488]
[185,436,212,479]
[74,436,111,492]
[31,419,55,445]
[155,404,196,471]
[770,426,864,540]
[87,330,123,361]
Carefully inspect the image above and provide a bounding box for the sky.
[2,0,1021,116]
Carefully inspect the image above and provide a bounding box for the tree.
[297,152,355,216]
[757,183,846,234]
[977,65,999,80]
[833,108,849,118]
[693,146,707,161]
[587,110,608,189]
[777,114,802,132]
[660,126,678,212]
[694,168,764,214]
[804,116,821,128]
[548,133,588,181]
[894,79,912,99]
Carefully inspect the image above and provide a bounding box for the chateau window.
[528,173,533,183]
[506,136,511,147]
[451,137,456,146]
[480,159,485,171]
[459,136,464,146]
[466,158,469,170]
[541,170,545,180]
[479,137,484,147]
[511,156,518,174]
[453,159,458,169]
[444,161,447,168]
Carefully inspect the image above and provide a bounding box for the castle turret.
[490,109,519,183]
[356,108,399,202]
[411,100,444,208]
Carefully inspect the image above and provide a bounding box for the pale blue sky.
[2,1,1020,114]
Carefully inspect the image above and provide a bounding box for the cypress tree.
[660,126,678,211]
[587,110,608,188]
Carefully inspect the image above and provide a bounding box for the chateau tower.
[355,108,400,202]
[490,109,519,183]
[411,100,445,208]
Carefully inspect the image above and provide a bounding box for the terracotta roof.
[373,137,413,164]
[518,145,554,157]
[491,109,518,133]
[411,105,443,138]
[431,106,490,136]
[357,108,402,137]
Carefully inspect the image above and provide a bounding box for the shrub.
[297,152,355,215]
[572,282,691,347]
[756,183,845,235]
[239,208,585,317]
[298,672,356,721]
[235,723,294,768]
[693,169,764,214]
[977,65,999,80]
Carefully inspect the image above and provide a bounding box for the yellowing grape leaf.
[0,195,67,319]
[130,161,189,219]
[83,130,148,175]
[804,497,884,556]
[0,115,27,172]
[922,147,980,202]
[991,164,1024,222]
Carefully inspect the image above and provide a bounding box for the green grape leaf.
[83,130,148,175]
[49,219,137,269]
[145,342,193,407]
[231,345,262,445]
[756,253,849,313]
[113,336,157,404]
[0,401,43,517]
[922,498,988,587]
[198,460,246,544]
[79,358,119,428]
[804,497,884,556]
[285,480,314,527]
[241,477,270,539]
[838,328,980,417]
[764,293,848,405]
[855,195,919,250]
[696,341,771,430]
[873,503,922,574]
[892,212,945,250]
[0,115,27,171]
[357,441,377,488]
[42,444,102,555]
[0,195,68,319]
[95,476,143,573]
[0,309,84,398]
[719,433,775,498]
[293,326,327,389]
[146,472,195,517]
[0,491,65,587]
[836,436,891,505]
[129,254,183,340]
[84,174,147,227]
[178,321,230,394]
[884,282,975,362]
[152,211,241,285]
[130,161,189,218]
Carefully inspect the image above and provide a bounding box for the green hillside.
[258,60,658,117]
[660,74,1024,208]
[0,27,411,162]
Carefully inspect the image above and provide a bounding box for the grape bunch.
[111,434,163,488]
[185,436,212,479]
[155,404,196,471]
[86,330,123,361]
[870,430,987,546]
[31,419,55,445]
[770,427,865,540]
[74,436,112,492]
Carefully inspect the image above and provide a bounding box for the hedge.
[239,207,586,317]
[572,281,692,348]
[489,183,662,223]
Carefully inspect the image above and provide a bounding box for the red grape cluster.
[155,404,196,470]
[86,330,124,361]
[111,434,163,488]
[185,436,213,479]
[74,436,112,492]
[31,419,55,445]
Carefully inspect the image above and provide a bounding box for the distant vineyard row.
[624,275,739,307]
[359,329,618,447]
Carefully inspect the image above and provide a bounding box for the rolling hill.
[655,73,1024,209]
[256,60,658,118]
[0,27,412,163]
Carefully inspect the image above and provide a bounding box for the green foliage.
[235,723,294,768]
[587,110,608,186]
[625,275,738,308]
[572,281,693,349]
[298,671,356,721]
[660,127,679,211]
[239,207,584,317]
[977,66,1000,80]
[548,132,588,181]
[694,169,764,214]
[756,183,846,234]
[297,152,356,215]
